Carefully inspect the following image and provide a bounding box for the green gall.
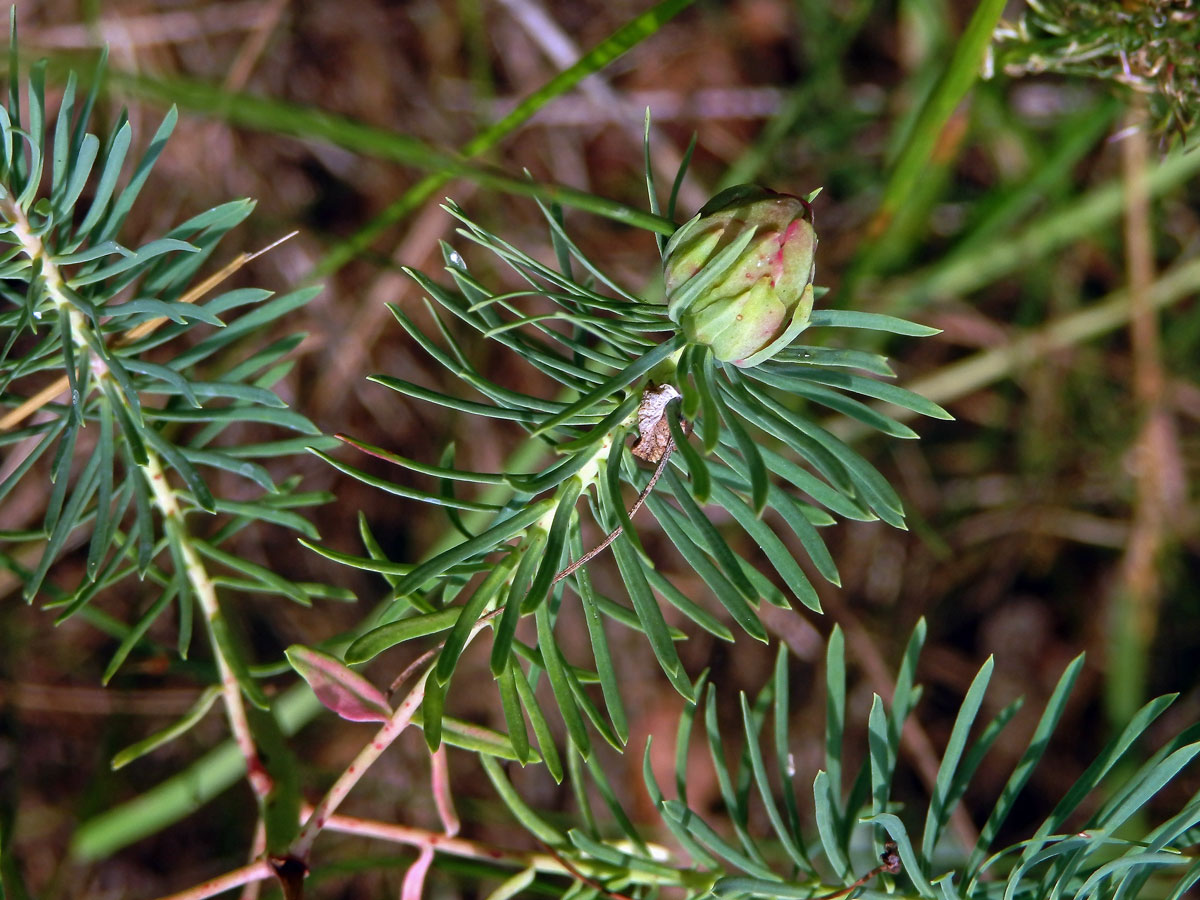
[664,185,817,367]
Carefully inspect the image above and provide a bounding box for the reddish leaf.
[285,645,392,723]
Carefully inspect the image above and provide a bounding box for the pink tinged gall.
[285,644,392,723]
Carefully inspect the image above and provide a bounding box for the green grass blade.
[867,0,1006,247]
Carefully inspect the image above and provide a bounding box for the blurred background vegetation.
[2,0,1198,897]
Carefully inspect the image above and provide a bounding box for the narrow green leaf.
[27,448,101,600]
[67,238,197,287]
[893,618,927,748]
[579,749,650,851]
[772,644,803,843]
[660,799,777,880]
[17,60,46,209]
[312,449,502,513]
[439,559,518,682]
[605,509,689,700]
[394,498,554,599]
[531,334,686,437]
[357,512,402,591]
[775,344,895,377]
[480,755,564,845]
[740,693,808,870]
[666,405,710,503]
[1096,742,1200,835]
[142,428,214,512]
[96,105,178,241]
[730,376,906,526]
[808,309,941,336]
[496,661,531,765]
[491,528,549,676]
[1017,700,1180,870]
[748,369,920,439]
[535,602,590,757]
[688,344,722,454]
[750,442,874,522]
[126,442,154,573]
[512,659,563,783]
[111,686,222,769]
[422,675,446,751]
[646,489,767,642]
[172,288,318,371]
[177,447,275,492]
[49,69,76,204]
[57,307,81,426]
[643,566,735,642]
[299,538,413,580]
[0,418,65,506]
[412,708,535,763]
[207,613,269,710]
[859,812,936,898]
[562,660,622,752]
[813,769,849,877]
[553,390,640,453]
[43,409,79,537]
[710,479,823,609]
[345,608,461,664]
[642,739,719,868]
[758,366,951,420]
[703,688,766,865]
[568,527,628,744]
[867,693,891,819]
[86,402,118,578]
[193,539,310,606]
[210,498,318,539]
[484,867,536,900]
[709,361,767,515]
[967,653,1084,875]
[921,656,995,860]
[104,296,224,326]
[103,584,176,684]
[825,626,846,830]
[522,477,583,614]
[336,432,511,484]
[143,405,317,434]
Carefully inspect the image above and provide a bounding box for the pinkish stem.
[289,668,430,861]
[151,861,272,900]
[430,744,460,837]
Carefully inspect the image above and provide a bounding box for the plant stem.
[0,193,270,800]
[289,667,431,861]
[150,861,273,900]
[141,451,271,800]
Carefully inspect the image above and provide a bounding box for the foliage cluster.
[1,2,1198,900]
